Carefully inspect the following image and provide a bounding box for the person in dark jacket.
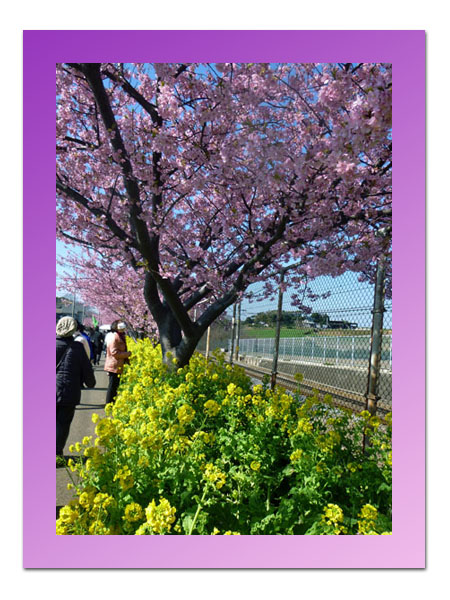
[56,316,96,457]
[91,326,105,365]
[74,320,95,362]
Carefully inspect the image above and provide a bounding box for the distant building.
[326,320,358,330]
[303,317,317,329]
[56,296,88,324]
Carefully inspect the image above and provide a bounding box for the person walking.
[104,320,131,405]
[56,316,96,461]
[91,326,104,365]
[74,320,93,361]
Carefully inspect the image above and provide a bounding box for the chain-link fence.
[198,264,392,415]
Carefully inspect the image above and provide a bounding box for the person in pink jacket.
[104,320,131,405]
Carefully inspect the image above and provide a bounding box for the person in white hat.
[56,317,96,461]
[104,320,131,405]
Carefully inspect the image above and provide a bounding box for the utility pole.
[271,261,302,389]
[71,269,77,318]
[229,302,237,364]
[205,326,211,360]
[271,270,285,389]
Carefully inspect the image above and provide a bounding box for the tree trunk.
[143,272,236,368]
[156,307,202,368]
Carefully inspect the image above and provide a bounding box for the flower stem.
[188,487,208,535]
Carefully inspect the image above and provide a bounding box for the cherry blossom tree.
[58,248,156,335]
[56,62,391,366]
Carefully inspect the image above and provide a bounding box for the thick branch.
[73,63,196,339]
[183,285,211,312]
[76,63,157,263]
[144,271,165,322]
[152,275,196,338]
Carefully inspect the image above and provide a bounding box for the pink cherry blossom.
[57,63,391,365]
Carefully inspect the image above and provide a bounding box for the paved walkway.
[56,361,108,516]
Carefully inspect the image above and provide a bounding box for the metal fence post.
[365,257,387,417]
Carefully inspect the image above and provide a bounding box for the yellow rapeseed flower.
[177,404,196,425]
[204,463,227,489]
[227,383,237,396]
[123,502,144,523]
[95,418,115,441]
[290,449,303,462]
[113,466,134,491]
[204,399,221,417]
[295,418,313,435]
[58,505,79,525]
[145,498,177,534]
[320,503,346,534]
[358,504,379,534]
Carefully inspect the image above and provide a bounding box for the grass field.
[199,325,392,353]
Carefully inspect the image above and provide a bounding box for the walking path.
[56,360,108,516]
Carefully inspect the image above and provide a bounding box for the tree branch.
[56,181,135,246]
[102,67,162,126]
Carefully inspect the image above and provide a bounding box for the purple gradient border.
[23,30,425,568]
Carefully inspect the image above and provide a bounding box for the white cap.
[117,322,127,330]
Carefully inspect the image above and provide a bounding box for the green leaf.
[182,513,195,535]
